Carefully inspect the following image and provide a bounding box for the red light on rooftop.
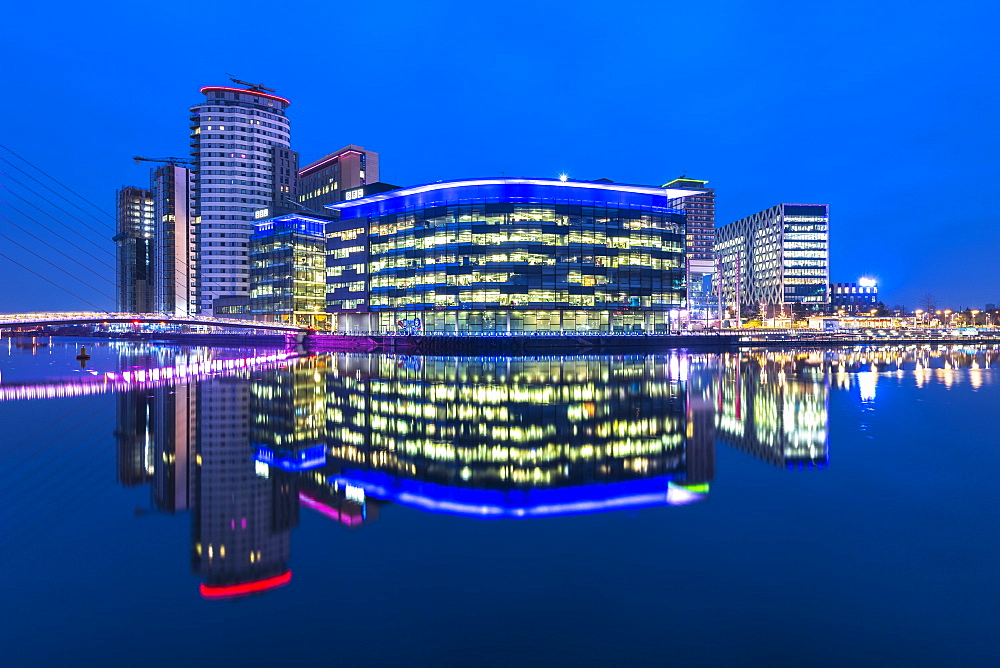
[199,570,292,599]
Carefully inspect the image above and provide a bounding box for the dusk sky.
[1,0,997,312]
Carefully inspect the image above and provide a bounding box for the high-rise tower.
[113,186,155,313]
[663,177,716,324]
[151,164,195,315]
[189,85,291,314]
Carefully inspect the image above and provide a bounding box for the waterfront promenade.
[5,313,998,353]
[305,329,1000,353]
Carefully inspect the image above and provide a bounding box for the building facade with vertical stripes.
[189,86,292,314]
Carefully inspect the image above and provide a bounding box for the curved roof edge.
[326,177,704,210]
[199,86,290,107]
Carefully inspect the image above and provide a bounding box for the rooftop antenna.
[134,156,191,165]
[225,73,276,93]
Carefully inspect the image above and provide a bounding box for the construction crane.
[133,156,192,166]
[225,73,275,93]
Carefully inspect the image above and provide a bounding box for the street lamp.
[915,309,923,329]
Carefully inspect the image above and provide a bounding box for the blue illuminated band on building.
[253,214,328,237]
[329,470,707,519]
[323,177,705,333]
[254,444,327,472]
[326,178,704,218]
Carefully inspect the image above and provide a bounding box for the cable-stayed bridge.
[0,144,265,322]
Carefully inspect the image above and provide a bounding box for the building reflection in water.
[324,355,707,518]
[710,352,829,469]
[113,348,885,597]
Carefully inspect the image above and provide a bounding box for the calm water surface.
[1,338,998,666]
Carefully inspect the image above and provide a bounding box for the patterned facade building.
[715,203,829,317]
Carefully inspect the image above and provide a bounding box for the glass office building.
[325,178,702,333]
[249,214,329,329]
[114,186,155,313]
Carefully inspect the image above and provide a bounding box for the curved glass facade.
[328,179,693,333]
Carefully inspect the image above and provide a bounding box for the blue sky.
[1,0,997,311]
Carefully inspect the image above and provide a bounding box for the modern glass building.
[249,213,329,329]
[151,164,196,316]
[113,186,155,313]
[325,178,702,333]
[715,203,829,319]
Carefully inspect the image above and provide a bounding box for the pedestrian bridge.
[0,311,307,333]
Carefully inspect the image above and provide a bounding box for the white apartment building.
[189,86,292,313]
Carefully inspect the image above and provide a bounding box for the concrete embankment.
[308,333,741,354]
[306,332,1000,354]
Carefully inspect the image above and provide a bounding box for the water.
[1,339,998,666]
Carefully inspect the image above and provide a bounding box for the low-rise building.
[830,280,878,315]
[249,213,331,329]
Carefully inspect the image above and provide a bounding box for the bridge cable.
[0,175,115,240]
[0,249,109,311]
[0,214,114,286]
[0,187,116,260]
[0,148,115,226]
[0,233,114,302]
[0,210,116,275]
[1,155,233,303]
[0,147,244,313]
[0,172,228,310]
